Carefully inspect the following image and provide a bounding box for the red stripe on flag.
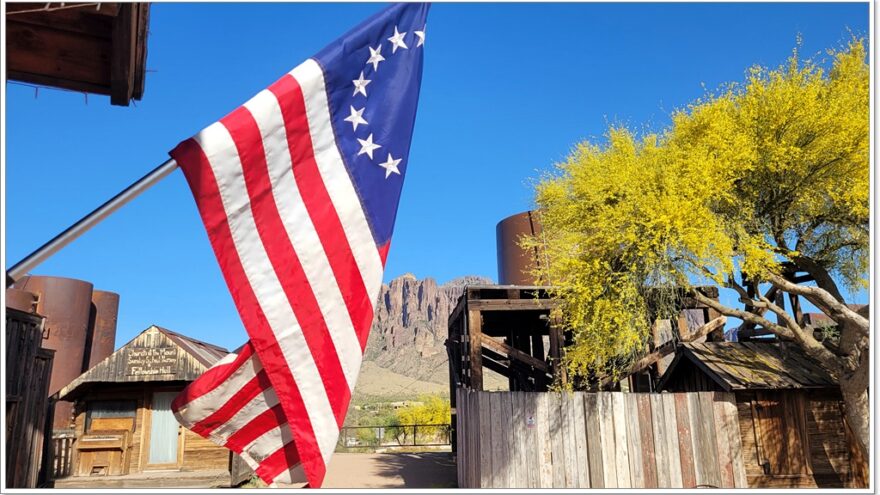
[190,370,272,437]
[269,75,376,350]
[171,343,255,412]
[256,441,302,483]
[171,139,326,485]
[225,404,286,452]
[219,106,350,426]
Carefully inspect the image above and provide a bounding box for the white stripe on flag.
[243,89,363,392]
[175,351,260,422]
[210,387,279,441]
[191,122,339,464]
[291,60,385,304]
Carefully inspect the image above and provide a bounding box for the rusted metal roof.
[658,342,836,391]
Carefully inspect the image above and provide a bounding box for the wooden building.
[657,342,868,488]
[5,308,55,488]
[6,3,150,106]
[53,325,251,488]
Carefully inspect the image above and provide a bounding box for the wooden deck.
[53,469,233,488]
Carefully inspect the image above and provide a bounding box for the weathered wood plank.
[696,392,722,487]
[597,392,617,487]
[536,393,553,488]
[712,392,739,488]
[583,393,604,488]
[510,392,528,488]
[478,392,493,488]
[624,393,645,487]
[674,393,696,488]
[548,393,566,487]
[610,393,632,488]
[521,392,540,488]
[636,394,658,487]
[491,393,509,487]
[480,334,549,372]
[560,393,577,487]
[572,393,590,488]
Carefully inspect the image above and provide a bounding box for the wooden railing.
[50,433,75,479]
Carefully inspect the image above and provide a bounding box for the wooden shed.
[53,325,251,488]
[657,342,868,488]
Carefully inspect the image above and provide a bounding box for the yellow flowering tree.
[529,39,869,452]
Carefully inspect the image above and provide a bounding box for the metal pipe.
[6,158,179,282]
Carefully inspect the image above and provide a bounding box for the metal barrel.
[84,290,120,370]
[13,275,94,429]
[496,210,544,285]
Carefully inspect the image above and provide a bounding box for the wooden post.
[788,293,803,327]
[467,309,484,391]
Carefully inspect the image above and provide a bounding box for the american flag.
[169,3,429,487]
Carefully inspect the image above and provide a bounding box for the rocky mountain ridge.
[359,274,493,393]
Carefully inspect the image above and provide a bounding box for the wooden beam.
[468,299,558,311]
[599,316,727,388]
[110,3,137,105]
[467,310,483,391]
[480,334,549,372]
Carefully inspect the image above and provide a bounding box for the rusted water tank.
[5,287,39,313]
[85,290,119,369]
[13,275,94,429]
[496,210,544,285]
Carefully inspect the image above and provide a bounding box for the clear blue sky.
[4,2,869,351]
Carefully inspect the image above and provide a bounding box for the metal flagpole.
[6,158,179,283]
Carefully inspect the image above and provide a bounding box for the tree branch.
[766,273,868,334]
[690,290,795,340]
[758,295,840,367]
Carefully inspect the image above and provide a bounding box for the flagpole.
[6,158,179,284]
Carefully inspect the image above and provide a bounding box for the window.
[86,400,136,432]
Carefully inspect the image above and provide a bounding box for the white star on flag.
[357,133,381,159]
[366,45,385,71]
[378,153,402,178]
[344,106,368,131]
[388,26,408,53]
[414,27,426,47]
[352,71,371,97]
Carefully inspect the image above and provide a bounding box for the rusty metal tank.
[84,290,120,369]
[5,287,39,313]
[496,210,544,285]
[13,275,94,429]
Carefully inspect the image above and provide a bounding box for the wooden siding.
[455,389,747,489]
[60,326,225,399]
[5,308,55,488]
[735,390,866,488]
[64,384,243,485]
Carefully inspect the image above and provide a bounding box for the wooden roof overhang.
[58,325,229,400]
[657,342,837,392]
[6,2,150,106]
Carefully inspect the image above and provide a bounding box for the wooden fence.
[455,389,747,488]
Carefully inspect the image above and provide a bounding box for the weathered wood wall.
[5,308,55,488]
[455,389,747,488]
[736,390,867,488]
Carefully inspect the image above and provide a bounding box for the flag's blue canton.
[313,3,429,249]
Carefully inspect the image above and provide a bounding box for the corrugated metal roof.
[664,342,836,391]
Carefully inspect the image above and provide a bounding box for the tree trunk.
[840,374,870,458]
